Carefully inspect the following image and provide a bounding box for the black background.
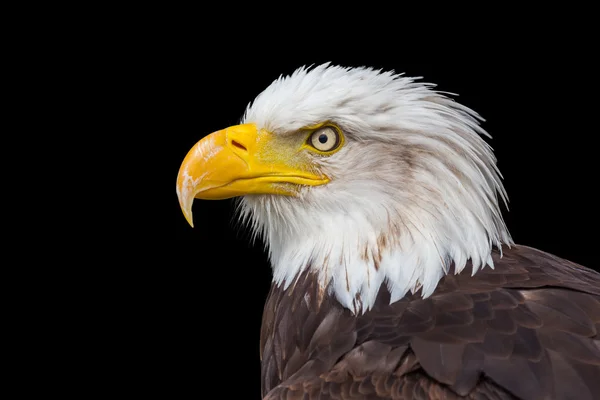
[169,32,597,398]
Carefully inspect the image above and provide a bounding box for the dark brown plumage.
[260,245,600,399]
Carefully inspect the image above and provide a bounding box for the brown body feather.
[260,245,600,399]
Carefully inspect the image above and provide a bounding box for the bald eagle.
[176,64,600,399]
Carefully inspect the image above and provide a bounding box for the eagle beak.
[176,123,329,227]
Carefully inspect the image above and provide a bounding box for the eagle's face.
[177,64,512,313]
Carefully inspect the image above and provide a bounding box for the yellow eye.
[309,126,340,152]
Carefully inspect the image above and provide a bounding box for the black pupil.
[318,134,328,144]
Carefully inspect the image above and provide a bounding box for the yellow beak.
[176,124,329,227]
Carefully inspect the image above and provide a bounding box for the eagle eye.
[308,126,341,152]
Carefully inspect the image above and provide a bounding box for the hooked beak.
[176,124,329,227]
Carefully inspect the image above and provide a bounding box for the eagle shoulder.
[260,245,600,399]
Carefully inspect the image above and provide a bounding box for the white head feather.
[238,63,513,313]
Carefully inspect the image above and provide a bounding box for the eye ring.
[309,126,340,152]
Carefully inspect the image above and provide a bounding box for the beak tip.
[180,203,195,228]
[186,215,195,228]
[177,191,195,229]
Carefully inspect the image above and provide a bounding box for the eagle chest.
[259,263,600,400]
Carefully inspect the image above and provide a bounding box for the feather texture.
[232,65,600,398]
[261,246,600,399]
[240,64,512,311]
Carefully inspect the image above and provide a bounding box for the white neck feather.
[238,64,513,314]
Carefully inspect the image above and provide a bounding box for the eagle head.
[176,64,512,313]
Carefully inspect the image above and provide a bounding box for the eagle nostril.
[231,140,247,152]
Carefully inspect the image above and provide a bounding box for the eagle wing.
[260,245,600,399]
